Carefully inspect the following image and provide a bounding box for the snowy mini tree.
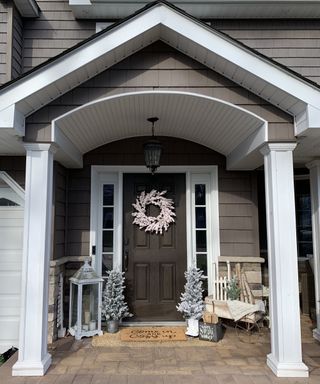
[176,267,204,319]
[101,270,132,321]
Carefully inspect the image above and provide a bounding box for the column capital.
[306,159,320,170]
[23,142,58,154]
[260,142,297,156]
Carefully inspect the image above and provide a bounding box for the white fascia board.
[226,123,267,170]
[0,104,25,136]
[52,122,83,168]
[295,105,320,135]
[70,0,92,4]
[13,0,39,18]
[69,1,320,19]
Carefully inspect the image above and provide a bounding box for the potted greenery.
[176,267,204,336]
[101,269,132,333]
[226,277,241,300]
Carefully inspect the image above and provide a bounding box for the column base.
[12,353,52,376]
[267,354,309,377]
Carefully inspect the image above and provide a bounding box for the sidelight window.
[101,184,114,275]
[191,179,212,296]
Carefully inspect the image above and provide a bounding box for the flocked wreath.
[132,190,176,234]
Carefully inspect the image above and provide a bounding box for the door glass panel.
[195,207,206,228]
[196,231,207,252]
[103,231,113,252]
[102,254,113,273]
[101,183,115,275]
[103,184,114,206]
[197,254,208,276]
[195,184,206,205]
[103,207,113,229]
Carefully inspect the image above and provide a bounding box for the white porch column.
[306,160,320,342]
[12,143,56,376]
[260,143,309,378]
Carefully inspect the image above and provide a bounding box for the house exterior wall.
[25,41,295,142]
[23,0,95,72]
[18,1,320,85]
[212,19,320,85]
[66,137,260,261]
[0,1,10,85]
[0,1,23,85]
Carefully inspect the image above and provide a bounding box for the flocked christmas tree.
[101,270,132,321]
[176,267,204,319]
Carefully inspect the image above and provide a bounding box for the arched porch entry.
[53,90,267,323]
[16,90,308,377]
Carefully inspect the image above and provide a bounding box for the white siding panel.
[0,207,23,353]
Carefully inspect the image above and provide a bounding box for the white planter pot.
[186,318,199,337]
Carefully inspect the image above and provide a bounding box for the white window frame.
[90,166,220,290]
[0,171,25,207]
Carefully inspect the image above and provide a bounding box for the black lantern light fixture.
[144,117,162,175]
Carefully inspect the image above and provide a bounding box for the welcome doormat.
[120,327,187,342]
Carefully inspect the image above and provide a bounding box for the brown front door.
[123,173,187,321]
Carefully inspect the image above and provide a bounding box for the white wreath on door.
[132,190,176,234]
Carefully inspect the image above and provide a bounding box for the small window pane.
[103,207,114,229]
[196,207,206,228]
[298,196,311,210]
[103,231,113,252]
[297,212,312,227]
[298,242,313,258]
[0,197,19,206]
[298,229,312,242]
[102,254,113,273]
[197,254,208,276]
[196,231,207,252]
[103,185,114,206]
[195,184,206,205]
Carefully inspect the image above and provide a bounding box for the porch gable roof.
[1,0,320,164]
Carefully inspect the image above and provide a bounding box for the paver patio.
[0,315,319,384]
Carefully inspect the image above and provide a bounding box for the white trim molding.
[69,1,320,19]
[13,0,39,18]
[261,142,309,378]
[12,143,56,376]
[0,171,25,205]
[306,159,320,342]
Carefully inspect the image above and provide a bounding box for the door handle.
[124,250,129,272]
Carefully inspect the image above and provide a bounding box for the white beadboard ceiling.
[54,92,265,156]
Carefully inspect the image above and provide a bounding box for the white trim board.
[70,1,320,19]
[90,165,220,294]
[0,171,25,206]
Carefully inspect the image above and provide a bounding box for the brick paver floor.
[0,315,319,384]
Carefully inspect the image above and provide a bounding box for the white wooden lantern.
[68,259,103,340]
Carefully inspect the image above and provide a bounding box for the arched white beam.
[52,90,267,170]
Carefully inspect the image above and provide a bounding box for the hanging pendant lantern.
[144,117,162,175]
